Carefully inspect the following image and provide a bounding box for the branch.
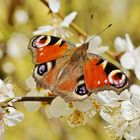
[15,96,56,104]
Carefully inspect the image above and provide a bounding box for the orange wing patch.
[57,79,76,91]
[84,58,110,90]
[29,35,70,64]
[36,43,68,64]
[44,65,62,87]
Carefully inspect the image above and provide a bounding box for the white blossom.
[114,34,140,80]
[72,98,92,112]
[0,107,24,135]
[87,36,109,54]
[33,11,77,38]
[61,12,77,27]
[66,97,97,127]
[44,94,98,127]
[0,79,14,103]
[67,109,88,127]
[0,79,24,134]
[47,96,71,118]
[100,85,140,140]
[93,89,130,107]
[114,36,127,52]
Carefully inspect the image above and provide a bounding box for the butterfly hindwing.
[33,55,68,89]
[33,55,90,101]
[54,60,90,101]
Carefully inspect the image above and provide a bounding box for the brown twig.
[15,96,56,104]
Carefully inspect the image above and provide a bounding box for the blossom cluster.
[0,79,24,135]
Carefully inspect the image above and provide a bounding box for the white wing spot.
[39,48,43,51]
[104,79,108,84]
[97,81,100,85]
[46,62,52,72]
[55,39,62,45]
[40,53,44,56]
[101,60,107,69]
[77,80,84,85]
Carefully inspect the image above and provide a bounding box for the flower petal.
[86,109,96,118]
[87,36,108,54]
[0,80,14,102]
[73,98,92,112]
[125,34,134,52]
[114,37,127,52]
[33,26,54,35]
[61,11,77,27]
[100,109,114,124]
[87,35,102,49]
[130,84,140,95]
[130,85,140,110]
[25,76,36,89]
[88,46,109,54]
[5,110,24,126]
[38,25,54,30]
[134,65,140,80]
[134,46,140,61]
[49,96,70,118]
[94,90,118,104]
[0,126,5,135]
[119,89,131,101]
[120,52,135,69]
[24,91,41,112]
[121,100,135,121]
[48,0,60,13]
[0,79,4,87]
[44,105,52,118]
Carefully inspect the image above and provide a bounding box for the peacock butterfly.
[29,35,129,101]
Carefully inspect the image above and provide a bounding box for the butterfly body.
[29,35,129,101]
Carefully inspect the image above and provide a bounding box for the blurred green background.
[0,0,140,140]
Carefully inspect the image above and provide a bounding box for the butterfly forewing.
[29,35,75,64]
[84,54,129,94]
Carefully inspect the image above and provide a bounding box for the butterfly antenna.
[86,24,112,43]
[84,13,96,42]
